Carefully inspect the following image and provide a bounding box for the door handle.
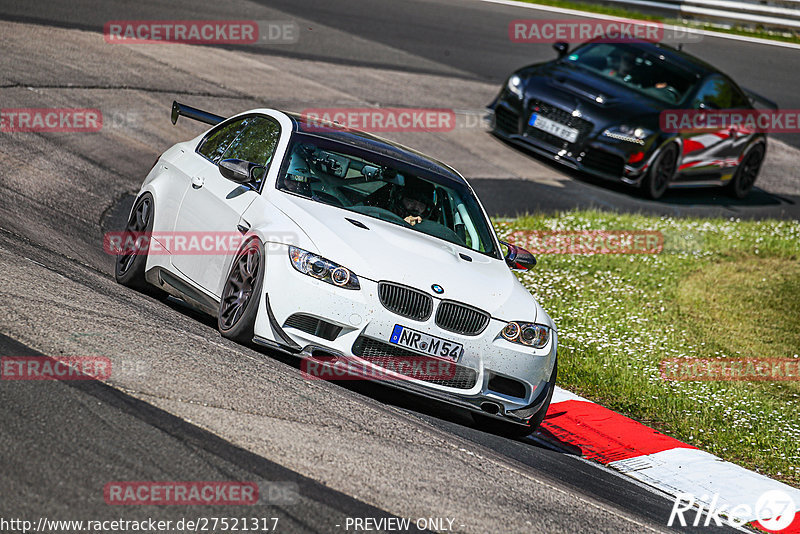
[191,176,204,189]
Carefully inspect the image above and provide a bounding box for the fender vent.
[283,314,342,341]
[488,374,526,398]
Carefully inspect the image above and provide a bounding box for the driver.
[391,177,435,227]
[281,151,314,197]
[606,49,668,90]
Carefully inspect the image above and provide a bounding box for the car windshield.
[564,43,698,105]
[276,137,498,257]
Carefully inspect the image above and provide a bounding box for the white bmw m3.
[115,101,558,436]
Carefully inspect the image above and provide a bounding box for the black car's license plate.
[529,113,579,143]
[389,325,463,362]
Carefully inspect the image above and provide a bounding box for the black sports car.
[489,40,771,199]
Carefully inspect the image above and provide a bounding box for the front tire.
[218,239,265,344]
[641,143,678,200]
[728,143,764,199]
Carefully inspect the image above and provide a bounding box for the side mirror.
[553,42,569,58]
[500,240,536,271]
[219,158,266,184]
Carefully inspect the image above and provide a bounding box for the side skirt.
[145,266,219,316]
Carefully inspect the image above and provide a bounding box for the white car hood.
[270,192,543,323]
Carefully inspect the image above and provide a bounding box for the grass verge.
[511,0,800,45]
[495,210,800,486]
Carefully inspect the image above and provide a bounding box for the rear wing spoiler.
[171,100,225,126]
[742,88,778,110]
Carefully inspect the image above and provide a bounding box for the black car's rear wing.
[742,88,778,110]
[171,100,225,126]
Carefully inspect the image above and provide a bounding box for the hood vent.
[553,77,612,106]
[345,218,369,230]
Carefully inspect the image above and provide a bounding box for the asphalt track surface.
[0,0,793,532]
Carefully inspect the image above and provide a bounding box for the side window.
[219,116,281,184]
[693,75,734,109]
[197,117,249,162]
[728,81,750,109]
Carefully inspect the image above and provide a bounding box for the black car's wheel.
[115,193,164,297]
[641,143,678,200]
[728,143,765,199]
[218,239,264,343]
[472,359,557,438]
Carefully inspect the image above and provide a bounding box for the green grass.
[512,0,800,45]
[495,211,800,486]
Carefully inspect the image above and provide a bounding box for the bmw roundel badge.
[431,284,444,294]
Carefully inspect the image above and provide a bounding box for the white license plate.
[529,113,579,143]
[389,325,463,362]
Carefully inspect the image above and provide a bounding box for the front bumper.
[253,245,557,424]
[491,100,654,185]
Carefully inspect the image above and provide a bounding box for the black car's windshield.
[564,43,698,105]
[276,138,498,257]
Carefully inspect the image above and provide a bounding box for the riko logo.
[668,490,797,530]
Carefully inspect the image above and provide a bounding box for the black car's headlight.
[507,74,524,99]
[602,125,653,145]
[288,246,360,290]
[500,322,550,349]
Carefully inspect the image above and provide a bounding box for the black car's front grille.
[525,99,593,148]
[494,106,520,134]
[435,301,490,336]
[378,282,433,321]
[581,149,626,178]
[283,314,342,341]
[352,336,478,389]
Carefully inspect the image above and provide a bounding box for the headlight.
[507,74,524,99]
[288,246,360,290]
[500,321,550,349]
[602,125,653,145]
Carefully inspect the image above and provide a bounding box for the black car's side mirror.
[698,101,719,111]
[219,158,266,184]
[553,42,569,58]
[500,240,536,271]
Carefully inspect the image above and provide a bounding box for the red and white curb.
[536,387,800,532]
